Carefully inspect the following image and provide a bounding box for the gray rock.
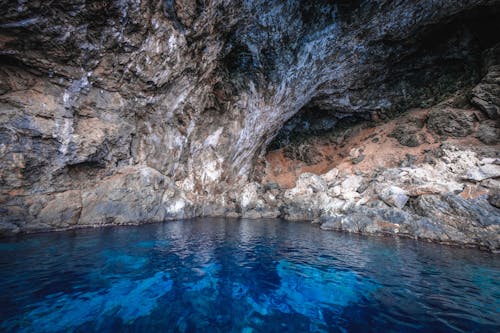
[472,84,500,119]
[390,124,426,147]
[79,166,192,226]
[264,182,280,191]
[0,221,20,235]
[411,194,500,228]
[471,45,500,119]
[37,190,82,228]
[475,120,500,145]
[283,143,323,165]
[489,191,500,208]
[320,199,500,251]
[378,186,409,209]
[463,164,500,181]
[427,108,475,138]
[321,168,339,184]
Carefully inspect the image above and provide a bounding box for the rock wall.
[0,0,499,249]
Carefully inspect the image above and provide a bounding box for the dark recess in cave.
[268,4,500,151]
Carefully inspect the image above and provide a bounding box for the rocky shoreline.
[2,137,499,251]
[1,1,499,251]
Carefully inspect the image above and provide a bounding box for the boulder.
[472,83,500,119]
[378,186,409,209]
[389,124,426,147]
[488,191,500,209]
[238,182,280,219]
[427,108,475,137]
[475,120,500,145]
[463,164,500,182]
[321,168,339,184]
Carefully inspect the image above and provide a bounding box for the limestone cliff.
[0,0,499,250]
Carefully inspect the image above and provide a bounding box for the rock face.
[271,145,500,251]
[1,1,500,250]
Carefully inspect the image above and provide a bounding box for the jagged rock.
[459,185,489,200]
[489,191,500,208]
[400,154,418,167]
[0,221,20,235]
[407,184,450,196]
[79,166,193,226]
[475,120,500,145]
[427,108,475,137]
[472,84,500,119]
[320,200,500,250]
[471,44,500,119]
[283,143,323,165]
[239,183,262,212]
[320,208,454,244]
[463,164,500,181]
[340,175,364,193]
[390,124,426,147]
[411,195,500,229]
[480,158,500,165]
[320,168,339,184]
[481,178,500,191]
[238,182,280,219]
[294,173,328,193]
[378,186,409,209]
[349,147,365,164]
[37,190,82,229]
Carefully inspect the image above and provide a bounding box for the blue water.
[0,218,499,333]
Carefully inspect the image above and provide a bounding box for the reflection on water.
[0,218,499,332]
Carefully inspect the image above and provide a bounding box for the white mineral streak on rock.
[55,117,74,156]
[165,198,186,215]
[63,72,91,109]
[0,17,39,28]
[202,159,223,183]
[168,34,178,50]
[240,183,260,210]
[56,71,93,158]
[204,127,223,148]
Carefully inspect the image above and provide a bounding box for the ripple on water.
[0,218,499,333]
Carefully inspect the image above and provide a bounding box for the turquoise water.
[0,218,499,332]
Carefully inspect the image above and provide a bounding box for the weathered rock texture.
[1,0,499,250]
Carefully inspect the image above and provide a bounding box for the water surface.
[0,218,499,332]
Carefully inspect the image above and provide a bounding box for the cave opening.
[259,3,500,188]
[266,4,500,154]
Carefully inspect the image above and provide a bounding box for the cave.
[1,0,500,331]
[0,0,498,241]
[268,3,500,153]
